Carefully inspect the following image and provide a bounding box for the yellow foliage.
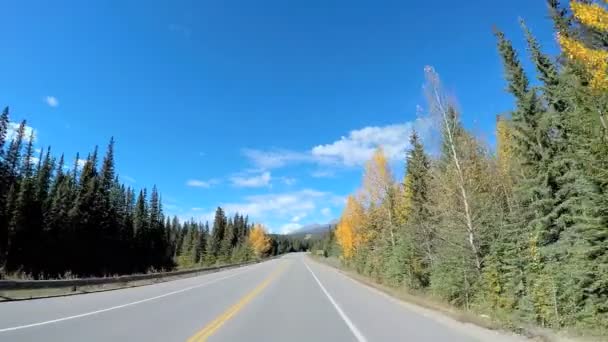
[362,147,393,208]
[336,195,366,259]
[571,1,608,32]
[558,33,608,90]
[249,224,271,257]
[395,174,413,225]
[557,2,608,91]
[496,116,513,178]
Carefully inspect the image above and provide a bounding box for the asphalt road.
[0,253,522,342]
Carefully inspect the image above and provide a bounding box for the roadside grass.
[310,255,602,342]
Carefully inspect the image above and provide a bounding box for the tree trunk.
[433,88,482,272]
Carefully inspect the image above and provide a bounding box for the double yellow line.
[187,263,287,342]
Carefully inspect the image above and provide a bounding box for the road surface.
[0,253,523,341]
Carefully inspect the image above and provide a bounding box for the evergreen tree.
[400,132,434,288]
[0,107,11,265]
[219,218,236,263]
[6,131,38,274]
[205,207,227,265]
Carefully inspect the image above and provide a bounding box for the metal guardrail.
[0,257,278,291]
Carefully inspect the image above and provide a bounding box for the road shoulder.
[307,255,534,342]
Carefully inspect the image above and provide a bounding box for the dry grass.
[310,255,600,342]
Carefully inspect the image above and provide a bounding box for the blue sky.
[1,0,557,233]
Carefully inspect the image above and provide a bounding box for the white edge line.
[0,263,263,333]
[303,261,368,342]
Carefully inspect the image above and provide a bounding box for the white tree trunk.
[432,86,482,272]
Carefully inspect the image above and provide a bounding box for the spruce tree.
[205,207,226,264]
[0,107,11,265]
[219,218,236,262]
[7,131,38,274]
[403,131,434,288]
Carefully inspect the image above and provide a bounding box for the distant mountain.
[289,220,337,236]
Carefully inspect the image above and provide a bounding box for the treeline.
[169,209,266,269]
[0,114,276,278]
[311,228,341,257]
[269,233,321,255]
[333,1,608,332]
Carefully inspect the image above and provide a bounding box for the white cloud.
[76,158,87,169]
[243,119,430,170]
[242,149,311,169]
[279,223,302,234]
[169,189,345,233]
[281,177,296,186]
[231,171,271,188]
[312,119,430,166]
[45,96,59,107]
[221,189,342,220]
[30,156,40,165]
[7,122,36,142]
[321,207,331,217]
[291,213,307,222]
[186,179,217,188]
[311,170,335,178]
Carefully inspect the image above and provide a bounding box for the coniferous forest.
[0,112,307,279]
[1,0,607,335]
[328,1,608,333]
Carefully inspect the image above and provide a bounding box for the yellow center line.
[186,262,288,342]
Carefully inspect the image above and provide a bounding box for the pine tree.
[0,107,11,265]
[132,189,148,272]
[205,207,226,265]
[492,29,562,322]
[399,131,434,288]
[177,226,195,268]
[7,131,39,274]
[219,218,236,263]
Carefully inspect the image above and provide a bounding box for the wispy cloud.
[121,175,136,183]
[231,171,271,188]
[186,179,218,188]
[280,177,296,186]
[321,207,332,217]
[279,223,302,234]
[311,170,335,178]
[221,189,343,221]
[242,149,311,169]
[243,119,431,170]
[291,214,306,222]
[45,96,59,107]
[164,189,344,233]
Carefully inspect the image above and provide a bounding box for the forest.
[0,117,309,279]
[327,0,608,333]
